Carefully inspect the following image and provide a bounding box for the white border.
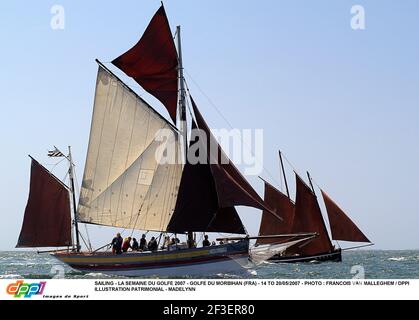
[1,279,417,300]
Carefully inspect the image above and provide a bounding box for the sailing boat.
[16,5,311,276]
[255,151,372,263]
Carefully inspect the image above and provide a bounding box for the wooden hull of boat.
[53,240,250,277]
[267,249,342,263]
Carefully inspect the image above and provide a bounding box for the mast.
[279,150,290,199]
[176,25,194,245]
[306,171,316,194]
[176,25,188,162]
[68,146,81,252]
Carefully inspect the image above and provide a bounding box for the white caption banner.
[0,279,417,300]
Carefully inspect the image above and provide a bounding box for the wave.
[82,272,114,278]
[7,262,40,266]
[0,274,22,279]
[388,257,406,262]
[257,261,277,267]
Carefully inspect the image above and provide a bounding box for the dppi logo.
[6,280,46,298]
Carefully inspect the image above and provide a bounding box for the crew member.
[111,233,123,254]
[139,234,147,251]
[202,235,211,247]
[122,237,132,252]
[148,237,158,251]
[132,238,139,251]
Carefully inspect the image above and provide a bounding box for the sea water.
[0,250,418,279]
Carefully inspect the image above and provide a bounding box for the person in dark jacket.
[132,238,139,251]
[148,237,158,251]
[111,233,123,254]
[139,234,147,251]
[202,235,211,247]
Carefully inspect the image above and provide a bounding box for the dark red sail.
[190,97,281,221]
[257,181,295,245]
[321,190,370,243]
[167,120,246,234]
[290,174,333,255]
[112,5,178,122]
[17,158,72,248]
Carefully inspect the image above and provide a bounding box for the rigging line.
[280,151,305,182]
[184,70,234,127]
[43,162,65,167]
[62,171,69,186]
[44,156,67,170]
[118,228,127,237]
[130,203,144,238]
[183,72,281,188]
[78,231,90,252]
[73,166,80,195]
[83,224,93,252]
[196,232,204,246]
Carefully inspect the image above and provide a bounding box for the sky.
[0,0,418,251]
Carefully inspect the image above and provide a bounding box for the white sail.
[250,238,314,264]
[78,65,182,232]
